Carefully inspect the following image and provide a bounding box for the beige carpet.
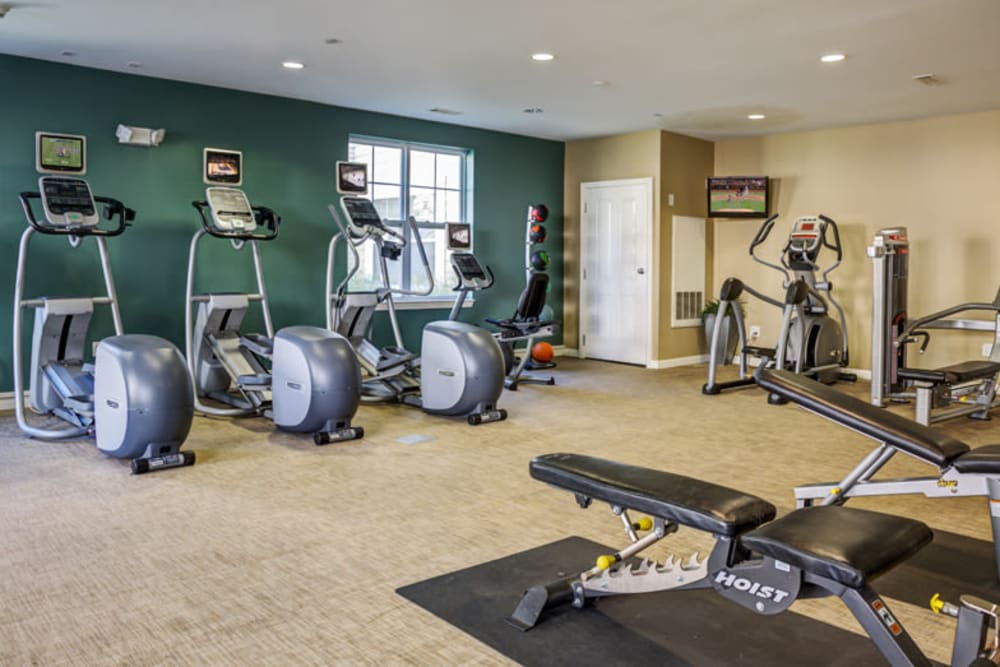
[1,359,997,665]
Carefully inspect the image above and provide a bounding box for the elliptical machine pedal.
[469,408,508,426]
[314,426,365,446]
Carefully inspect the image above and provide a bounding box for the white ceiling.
[1,0,999,141]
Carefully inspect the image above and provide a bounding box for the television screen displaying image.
[36,132,86,174]
[337,161,368,195]
[707,176,769,218]
[447,223,471,249]
[204,148,242,185]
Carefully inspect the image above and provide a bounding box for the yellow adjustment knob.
[830,487,842,496]
[929,593,944,614]
[959,396,968,403]
[596,555,616,570]
[634,517,653,531]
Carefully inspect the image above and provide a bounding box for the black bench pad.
[757,369,970,467]
[530,453,776,537]
[953,444,1000,474]
[742,345,777,359]
[740,506,932,589]
[898,360,1000,385]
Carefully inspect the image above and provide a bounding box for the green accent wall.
[0,55,564,393]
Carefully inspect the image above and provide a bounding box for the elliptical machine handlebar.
[749,214,792,284]
[191,200,281,241]
[818,215,844,286]
[819,215,843,261]
[396,216,435,297]
[19,192,133,237]
[748,213,780,253]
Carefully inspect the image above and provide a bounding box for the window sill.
[377,299,473,311]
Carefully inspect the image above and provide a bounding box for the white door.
[580,178,653,366]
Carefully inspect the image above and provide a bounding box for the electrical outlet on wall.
[750,325,762,340]
[983,343,992,358]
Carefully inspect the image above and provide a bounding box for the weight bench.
[511,453,998,666]
[756,368,1000,581]
[898,360,1000,426]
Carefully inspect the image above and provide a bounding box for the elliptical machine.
[325,162,507,425]
[703,214,855,399]
[13,133,195,473]
[187,186,363,444]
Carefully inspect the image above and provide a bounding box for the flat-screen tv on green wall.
[707,176,769,218]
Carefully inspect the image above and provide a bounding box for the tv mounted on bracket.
[707,176,769,218]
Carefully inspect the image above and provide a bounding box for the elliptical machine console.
[205,186,258,232]
[13,142,196,474]
[187,176,364,445]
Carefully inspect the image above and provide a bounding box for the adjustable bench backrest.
[531,453,777,537]
[757,369,970,467]
[515,272,550,322]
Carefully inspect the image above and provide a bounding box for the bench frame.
[511,473,995,666]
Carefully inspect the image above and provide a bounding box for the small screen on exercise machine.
[36,132,86,174]
[204,148,243,185]
[337,161,368,195]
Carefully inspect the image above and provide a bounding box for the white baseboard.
[648,354,709,370]
[0,391,25,412]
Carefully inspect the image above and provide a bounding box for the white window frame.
[348,135,472,306]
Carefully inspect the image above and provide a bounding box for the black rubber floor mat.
[397,536,925,666]
[877,528,1000,607]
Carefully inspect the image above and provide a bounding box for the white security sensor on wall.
[115,124,166,147]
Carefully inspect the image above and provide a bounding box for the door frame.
[579,177,656,368]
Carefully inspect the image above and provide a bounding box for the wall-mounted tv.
[336,161,368,195]
[707,176,769,218]
[204,148,243,185]
[36,132,86,175]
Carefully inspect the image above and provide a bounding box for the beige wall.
[563,130,661,353]
[714,109,1000,370]
[659,131,715,359]
[563,130,715,362]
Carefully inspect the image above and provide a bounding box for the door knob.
[637,267,645,275]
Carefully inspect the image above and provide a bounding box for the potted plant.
[701,299,743,366]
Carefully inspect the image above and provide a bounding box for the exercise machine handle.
[191,201,280,241]
[899,330,931,354]
[19,192,131,237]
[749,214,791,283]
[819,215,843,262]
[749,214,780,253]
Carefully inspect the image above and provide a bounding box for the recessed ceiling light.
[820,53,846,63]
[282,61,305,70]
[324,38,342,45]
[748,114,766,120]
[591,80,610,87]
[523,107,544,114]
[531,53,555,62]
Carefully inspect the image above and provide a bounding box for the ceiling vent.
[428,107,462,115]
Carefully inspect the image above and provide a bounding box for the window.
[347,137,470,301]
